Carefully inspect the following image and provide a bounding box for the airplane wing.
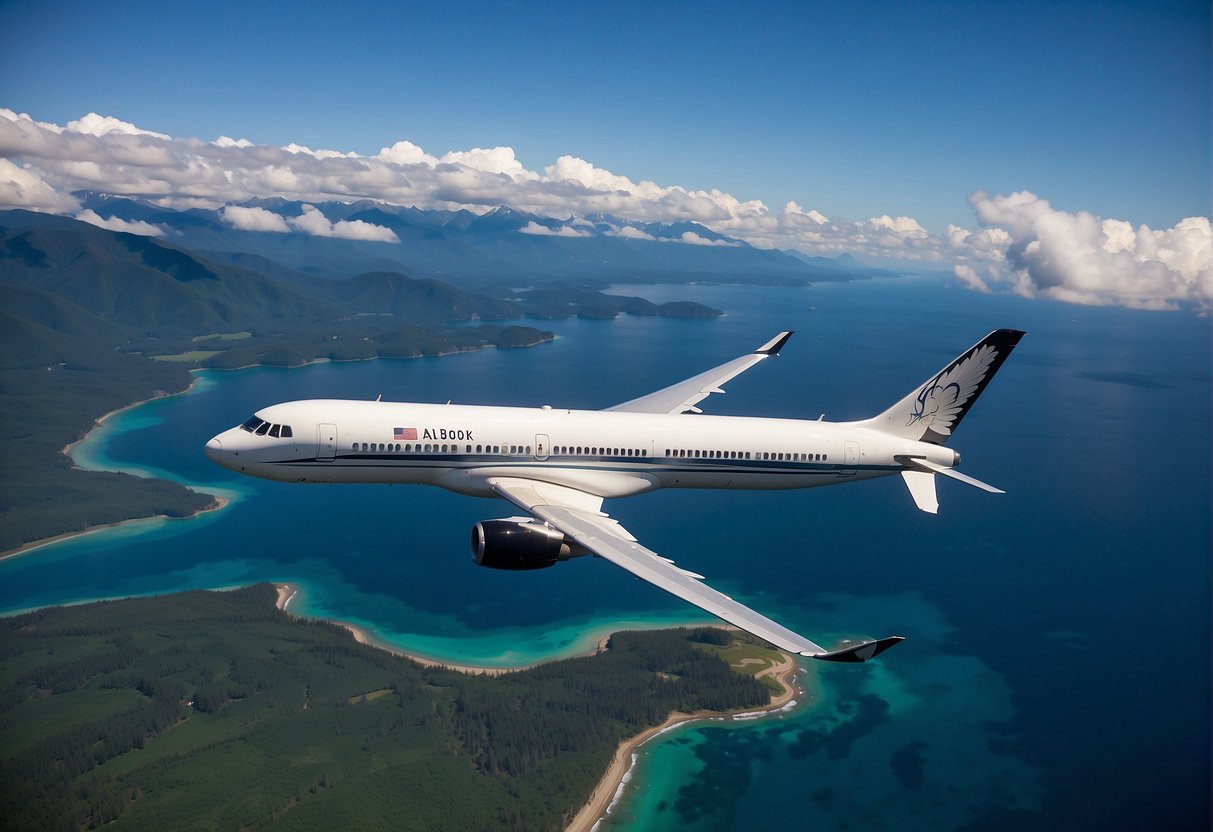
[607,331,793,414]
[486,476,903,662]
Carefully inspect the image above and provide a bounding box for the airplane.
[205,328,1024,663]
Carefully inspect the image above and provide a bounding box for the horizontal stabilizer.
[910,458,1004,493]
[808,636,905,663]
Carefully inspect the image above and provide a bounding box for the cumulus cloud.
[214,135,253,148]
[74,208,165,236]
[3,109,1209,310]
[288,204,399,242]
[518,220,591,237]
[953,264,993,293]
[678,230,738,247]
[952,191,1212,310]
[67,113,170,140]
[377,140,438,166]
[606,225,657,241]
[219,204,291,232]
[0,157,81,212]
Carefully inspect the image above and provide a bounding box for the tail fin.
[861,329,1025,445]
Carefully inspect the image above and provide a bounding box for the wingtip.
[756,330,794,355]
[806,635,905,663]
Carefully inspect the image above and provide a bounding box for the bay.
[2,278,1208,829]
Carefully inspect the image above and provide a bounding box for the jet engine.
[470,517,574,571]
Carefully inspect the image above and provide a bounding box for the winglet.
[757,330,793,355]
[805,636,905,663]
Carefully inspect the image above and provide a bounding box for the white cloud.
[678,230,738,247]
[953,264,993,293]
[784,201,829,225]
[283,143,358,160]
[0,158,81,212]
[606,225,657,241]
[286,204,399,242]
[519,220,591,237]
[214,135,253,148]
[66,113,170,140]
[376,140,438,166]
[74,208,165,236]
[955,191,1212,310]
[219,204,291,232]
[3,110,1208,310]
[441,146,535,179]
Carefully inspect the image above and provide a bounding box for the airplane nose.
[205,437,223,462]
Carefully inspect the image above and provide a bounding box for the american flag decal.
[394,427,417,440]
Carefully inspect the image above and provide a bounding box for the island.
[0,584,800,832]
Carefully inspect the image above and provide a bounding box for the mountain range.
[69,193,884,284]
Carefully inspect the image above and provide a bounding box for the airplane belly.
[438,466,660,499]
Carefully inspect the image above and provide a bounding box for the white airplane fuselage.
[204,329,1024,662]
[205,399,959,499]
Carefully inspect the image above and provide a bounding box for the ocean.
[2,277,1209,830]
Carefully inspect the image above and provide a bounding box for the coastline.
[0,374,229,562]
[10,337,557,562]
[274,583,611,675]
[271,583,802,832]
[0,495,230,563]
[564,650,801,832]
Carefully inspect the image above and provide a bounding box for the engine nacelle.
[470,518,573,571]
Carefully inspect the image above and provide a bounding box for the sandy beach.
[274,584,615,676]
[563,650,801,832]
[270,584,802,832]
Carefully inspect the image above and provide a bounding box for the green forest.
[0,585,777,832]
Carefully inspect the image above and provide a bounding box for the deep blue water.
[2,278,1209,830]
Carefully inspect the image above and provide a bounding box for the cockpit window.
[239,416,293,438]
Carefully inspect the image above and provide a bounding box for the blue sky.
[0,0,1209,309]
[2,0,1207,231]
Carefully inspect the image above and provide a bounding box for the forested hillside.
[0,585,772,832]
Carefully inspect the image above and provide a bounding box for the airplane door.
[318,423,337,461]
[841,441,859,476]
[535,434,550,461]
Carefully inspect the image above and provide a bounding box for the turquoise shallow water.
[2,278,1209,829]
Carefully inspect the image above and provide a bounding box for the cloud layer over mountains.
[1,109,1208,310]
